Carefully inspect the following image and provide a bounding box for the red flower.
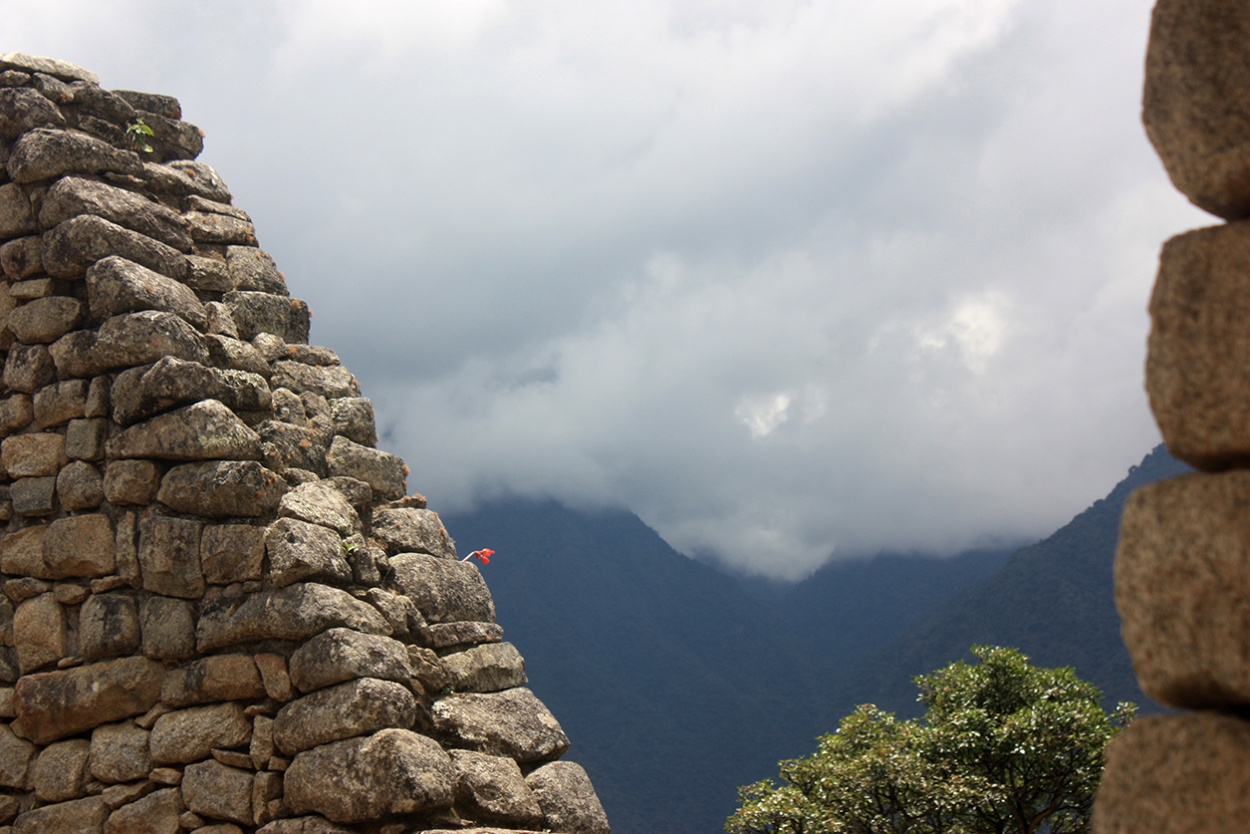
[462,548,496,564]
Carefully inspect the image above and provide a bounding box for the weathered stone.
[89,721,151,783]
[111,356,271,426]
[9,475,56,516]
[161,160,232,202]
[0,53,95,83]
[1,431,64,476]
[150,702,251,765]
[12,795,108,833]
[0,182,35,238]
[65,417,108,460]
[250,714,275,770]
[431,688,570,763]
[114,90,181,119]
[201,523,266,584]
[15,656,164,744]
[79,592,140,661]
[425,622,506,650]
[256,819,356,834]
[205,333,270,375]
[326,436,407,501]
[3,343,55,392]
[526,761,610,834]
[1115,471,1250,707]
[391,553,495,624]
[184,211,256,246]
[274,677,416,755]
[103,786,182,834]
[372,507,457,559]
[197,583,390,653]
[14,593,66,672]
[45,514,115,578]
[288,628,413,695]
[1143,0,1250,218]
[32,738,90,802]
[8,295,85,344]
[38,177,192,251]
[1094,713,1250,834]
[451,750,544,828]
[58,460,105,510]
[0,393,32,435]
[252,332,287,361]
[254,653,294,702]
[0,525,48,578]
[139,112,204,163]
[181,760,253,825]
[51,311,209,378]
[225,246,286,294]
[0,87,67,140]
[258,420,329,475]
[408,646,450,694]
[224,291,310,343]
[278,481,360,537]
[162,654,264,708]
[266,517,351,588]
[7,127,142,184]
[0,235,42,280]
[185,254,234,291]
[270,362,359,400]
[329,397,376,446]
[442,643,527,693]
[107,399,261,462]
[42,214,187,280]
[137,514,203,598]
[31,71,74,104]
[366,587,424,638]
[85,375,109,417]
[0,723,34,788]
[10,276,73,299]
[139,597,195,661]
[285,728,455,823]
[86,255,206,330]
[158,460,286,518]
[34,378,87,427]
[1147,223,1250,467]
[103,459,161,505]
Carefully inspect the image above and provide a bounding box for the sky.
[5,1,1209,580]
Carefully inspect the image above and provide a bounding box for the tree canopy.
[726,646,1135,834]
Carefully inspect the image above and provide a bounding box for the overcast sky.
[6,1,1208,579]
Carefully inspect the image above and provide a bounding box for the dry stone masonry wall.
[1092,2,1250,832]
[0,52,609,834]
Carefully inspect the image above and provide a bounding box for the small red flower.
[461,548,496,565]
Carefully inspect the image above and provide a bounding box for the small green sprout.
[340,540,359,556]
[125,118,155,154]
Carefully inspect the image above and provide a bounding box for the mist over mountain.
[442,444,1186,834]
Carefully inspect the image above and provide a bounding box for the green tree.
[727,646,1134,834]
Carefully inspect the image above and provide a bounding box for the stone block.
[226,246,286,294]
[14,593,66,673]
[201,523,266,584]
[12,796,108,834]
[0,724,34,788]
[14,656,164,744]
[390,552,495,624]
[326,436,406,501]
[7,296,84,344]
[278,481,360,537]
[150,702,252,765]
[288,628,412,694]
[38,176,192,251]
[157,460,286,518]
[0,87,66,140]
[1094,713,1250,834]
[0,393,32,435]
[284,729,454,823]
[33,379,87,427]
[257,420,329,476]
[103,459,160,505]
[224,291,310,343]
[65,417,109,460]
[137,514,203,598]
[1143,0,1250,218]
[2,344,55,393]
[106,399,261,462]
[78,592,140,661]
[7,127,142,184]
[9,475,55,516]
[273,677,416,756]
[329,397,376,446]
[185,254,234,292]
[181,760,253,825]
[371,507,456,559]
[442,642,527,693]
[42,213,187,280]
[0,235,41,280]
[110,355,271,426]
[270,361,358,400]
[0,431,63,476]
[57,460,104,511]
[254,653,294,702]
[31,738,90,802]
[139,596,195,661]
[0,524,49,578]
[526,761,610,834]
[184,211,256,245]
[265,517,351,588]
[451,749,544,828]
[161,654,264,708]
[425,621,505,650]
[1116,471,1250,706]
[196,583,389,653]
[89,721,151,783]
[51,310,209,379]
[103,786,183,834]
[0,183,34,238]
[430,688,569,763]
[86,256,207,330]
[1147,223,1250,467]
[45,513,115,578]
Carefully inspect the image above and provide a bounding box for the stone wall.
[1093,2,1250,832]
[0,52,609,834]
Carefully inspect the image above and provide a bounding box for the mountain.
[828,444,1191,722]
[442,501,1013,833]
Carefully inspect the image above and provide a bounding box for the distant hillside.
[829,444,1190,723]
[442,501,1014,833]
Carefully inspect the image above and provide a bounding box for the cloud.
[3,0,1210,579]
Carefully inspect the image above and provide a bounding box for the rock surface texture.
[1093,3,1250,832]
[0,53,609,834]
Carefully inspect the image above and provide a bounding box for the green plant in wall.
[125,118,155,153]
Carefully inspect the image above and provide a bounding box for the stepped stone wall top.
[0,52,609,834]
